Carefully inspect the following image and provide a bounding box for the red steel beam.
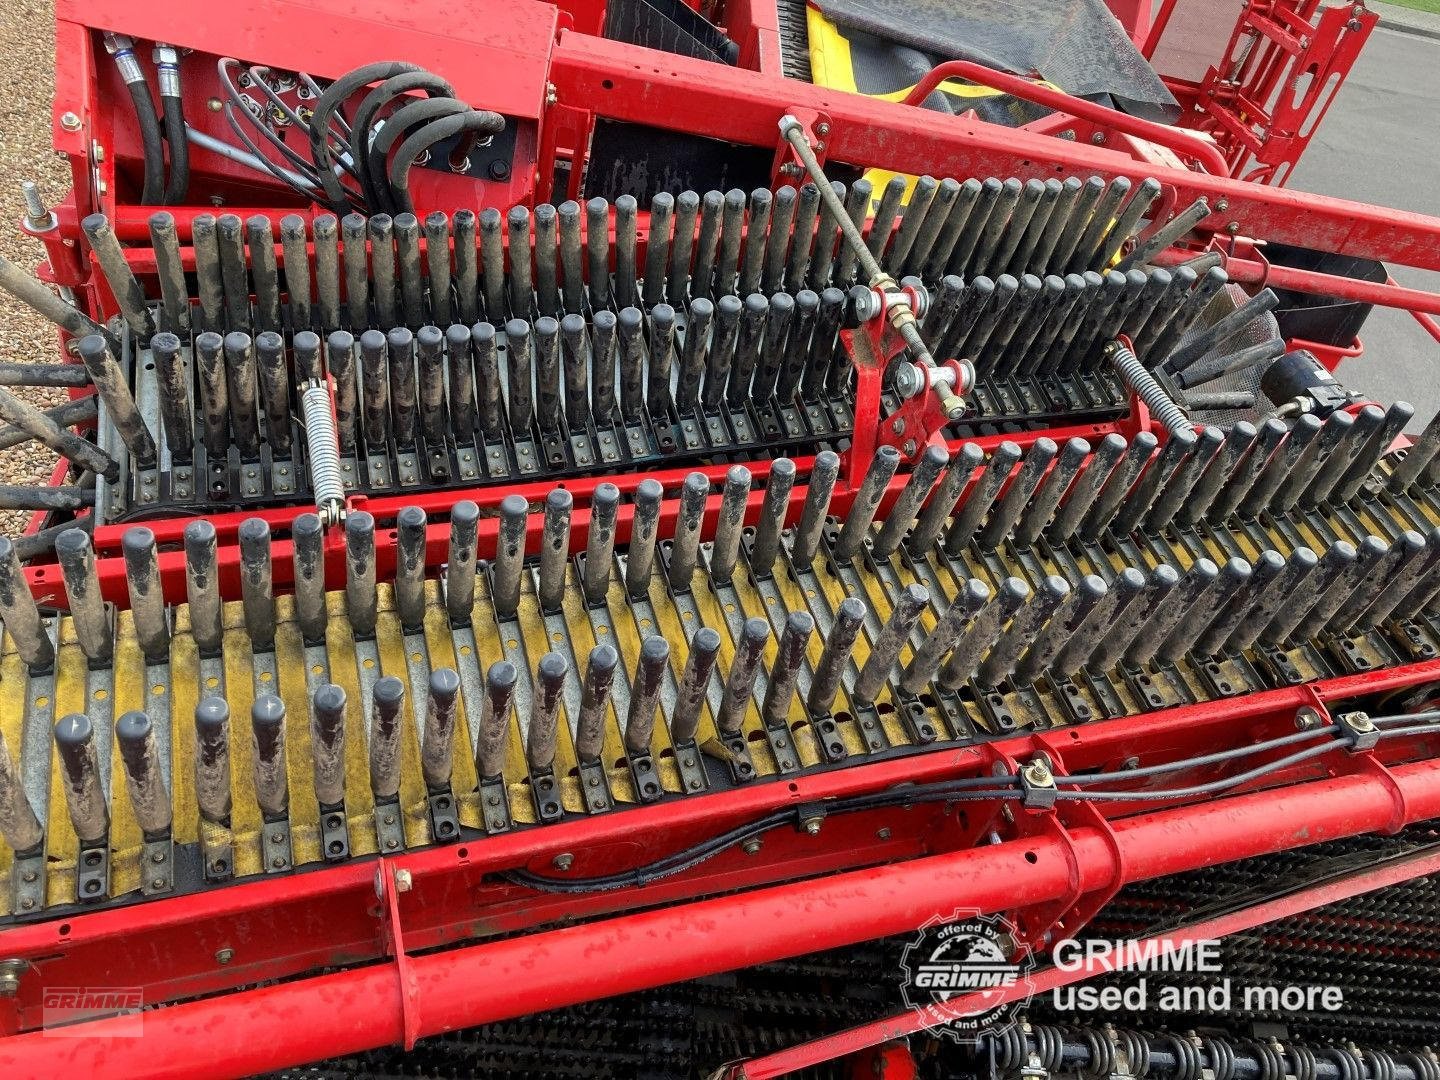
[548,33,1440,274]
[898,59,1230,177]
[6,758,1439,1079]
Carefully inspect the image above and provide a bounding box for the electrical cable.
[504,715,1440,895]
[388,108,504,215]
[247,64,362,191]
[1063,726,1335,785]
[221,103,320,198]
[185,125,318,191]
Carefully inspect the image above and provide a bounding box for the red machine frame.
[5,0,1440,1075]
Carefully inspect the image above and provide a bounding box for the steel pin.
[476,661,518,781]
[575,644,618,764]
[717,617,770,735]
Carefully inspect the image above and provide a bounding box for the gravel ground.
[0,0,74,538]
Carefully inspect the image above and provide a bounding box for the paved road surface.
[1288,25,1440,428]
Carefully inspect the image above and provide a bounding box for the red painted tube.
[898,60,1231,178]
[1153,249,1440,318]
[5,760,1439,1079]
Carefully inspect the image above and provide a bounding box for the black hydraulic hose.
[350,72,458,209]
[128,82,166,205]
[366,97,471,213]
[161,97,189,204]
[106,36,165,204]
[155,45,189,205]
[310,60,423,211]
[388,109,505,215]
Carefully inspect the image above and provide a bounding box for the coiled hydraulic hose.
[104,34,165,205]
[309,60,423,211]
[350,71,459,209]
[365,97,470,212]
[389,108,504,215]
[153,44,189,205]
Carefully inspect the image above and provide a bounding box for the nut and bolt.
[801,816,823,836]
[1343,710,1375,733]
[551,852,574,871]
[742,838,763,855]
[1022,758,1053,786]
[1295,707,1324,730]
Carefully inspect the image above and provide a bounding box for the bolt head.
[552,852,574,871]
[60,112,81,131]
[215,948,234,964]
[742,838,763,855]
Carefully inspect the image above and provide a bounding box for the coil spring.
[301,380,345,526]
[1106,339,1195,437]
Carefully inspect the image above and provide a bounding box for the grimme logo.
[42,986,144,1037]
[899,912,1036,1041]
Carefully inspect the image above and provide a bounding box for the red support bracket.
[375,860,422,1052]
[772,106,829,189]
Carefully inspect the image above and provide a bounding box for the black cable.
[1063,726,1335,785]
[388,109,505,215]
[350,72,458,208]
[503,716,1440,895]
[310,61,423,211]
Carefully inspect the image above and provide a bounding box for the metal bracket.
[140,835,174,895]
[627,751,664,804]
[75,840,109,902]
[428,789,462,842]
[479,776,514,834]
[9,850,44,916]
[320,804,351,862]
[529,766,564,822]
[771,106,829,187]
[576,759,614,814]
[1336,710,1379,750]
[260,816,294,873]
[373,798,407,854]
[1019,757,1059,810]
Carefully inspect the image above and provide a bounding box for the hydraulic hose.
[153,44,189,205]
[351,71,458,209]
[217,58,323,187]
[104,34,165,205]
[310,60,423,211]
[388,109,505,215]
[366,97,471,214]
